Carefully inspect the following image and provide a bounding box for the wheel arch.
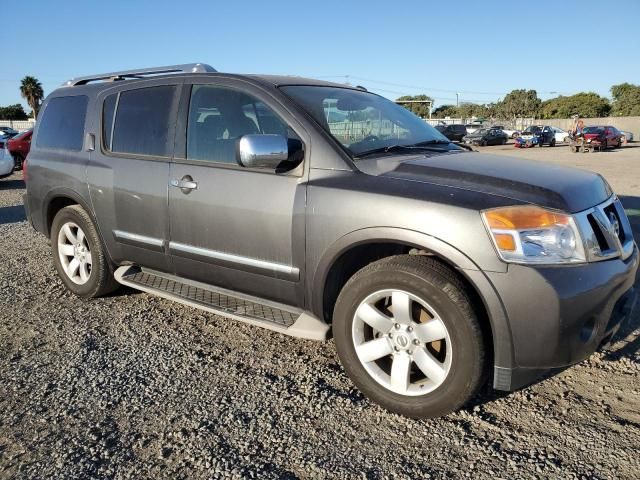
[311,227,515,369]
[41,189,115,266]
[43,188,95,237]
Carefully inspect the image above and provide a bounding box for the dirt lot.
[1,144,639,479]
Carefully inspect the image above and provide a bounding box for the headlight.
[482,206,586,264]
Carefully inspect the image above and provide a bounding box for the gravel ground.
[1,144,639,479]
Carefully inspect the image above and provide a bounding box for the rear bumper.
[488,244,638,391]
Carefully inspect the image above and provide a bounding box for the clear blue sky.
[1,0,639,110]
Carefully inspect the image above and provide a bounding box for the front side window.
[280,86,453,157]
[110,85,177,156]
[187,85,291,163]
[36,95,88,151]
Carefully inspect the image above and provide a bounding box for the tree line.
[398,83,640,120]
[2,76,640,122]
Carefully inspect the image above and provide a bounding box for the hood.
[355,151,612,213]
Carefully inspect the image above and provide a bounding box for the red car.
[582,126,623,150]
[7,128,32,170]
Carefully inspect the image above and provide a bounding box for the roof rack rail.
[63,63,217,87]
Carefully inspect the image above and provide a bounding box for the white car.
[464,124,483,134]
[491,125,520,138]
[552,127,570,144]
[0,143,15,177]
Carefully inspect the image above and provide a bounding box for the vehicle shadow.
[0,204,26,225]
[0,179,25,190]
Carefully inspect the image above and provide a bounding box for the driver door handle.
[170,175,198,193]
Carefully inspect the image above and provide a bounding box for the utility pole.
[456,93,459,106]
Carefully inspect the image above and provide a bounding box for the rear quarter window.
[36,95,88,151]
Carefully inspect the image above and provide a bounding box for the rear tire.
[12,154,24,171]
[333,255,486,418]
[51,205,119,298]
[550,138,556,147]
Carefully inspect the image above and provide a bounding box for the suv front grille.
[575,196,634,262]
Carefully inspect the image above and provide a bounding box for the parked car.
[515,125,556,147]
[616,128,633,143]
[583,126,623,149]
[0,141,14,178]
[462,127,508,146]
[24,63,638,419]
[7,128,32,170]
[492,125,520,138]
[434,123,467,141]
[551,127,570,144]
[464,123,483,134]
[0,126,19,138]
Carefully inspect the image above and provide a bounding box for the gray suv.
[24,63,638,418]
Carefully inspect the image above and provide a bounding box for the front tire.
[51,205,119,298]
[333,255,486,418]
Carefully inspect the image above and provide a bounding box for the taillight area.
[22,158,28,183]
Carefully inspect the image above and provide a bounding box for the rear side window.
[110,85,177,156]
[36,95,88,151]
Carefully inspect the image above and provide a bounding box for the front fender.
[310,227,515,368]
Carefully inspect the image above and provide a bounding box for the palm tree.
[20,76,44,119]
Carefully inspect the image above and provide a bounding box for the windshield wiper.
[413,139,452,146]
[355,142,451,159]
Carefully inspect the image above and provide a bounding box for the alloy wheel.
[351,289,452,396]
[57,222,92,285]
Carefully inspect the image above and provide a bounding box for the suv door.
[88,80,181,272]
[168,81,308,306]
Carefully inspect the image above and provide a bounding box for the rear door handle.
[170,175,198,193]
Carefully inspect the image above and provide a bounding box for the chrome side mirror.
[237,134,288,169]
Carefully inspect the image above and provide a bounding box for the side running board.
[114,266,330,341]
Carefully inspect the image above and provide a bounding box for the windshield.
[280,86,455,157]
[583,127,604,134]
[475,129,488,135]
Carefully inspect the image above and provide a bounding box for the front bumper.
[488,244,638,391]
